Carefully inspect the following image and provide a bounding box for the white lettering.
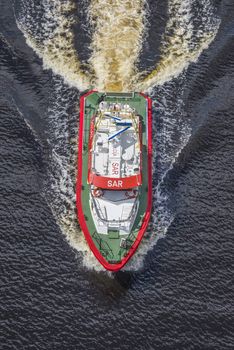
[111,162,119,175]
[107,180,123,188]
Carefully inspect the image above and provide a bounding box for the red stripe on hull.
[76,91,153,271]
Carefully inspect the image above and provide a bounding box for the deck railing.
[92,197,138,225]
[92,232,114,259]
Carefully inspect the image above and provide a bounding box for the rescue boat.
[77,91,152,271]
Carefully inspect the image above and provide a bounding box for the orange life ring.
[125,189,137,199]
[93,188,103,198]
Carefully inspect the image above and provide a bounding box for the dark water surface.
[0,0,234,349]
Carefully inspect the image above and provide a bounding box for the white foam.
[137,0,220,91]
[16,0,220,92]
[124,74,191,271]
[16,0,92,90]
[88,0,147,91]
[42,74,191,273]
[15,0,220,272]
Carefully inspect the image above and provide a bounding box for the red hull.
[76,91,153,271]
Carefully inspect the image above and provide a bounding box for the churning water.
[13,0,220,271]
[1,1,234,348]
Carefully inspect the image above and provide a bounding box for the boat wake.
[15,0,92,90]
[15,0,220,271]
[137,0,220,91]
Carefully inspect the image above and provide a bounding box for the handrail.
[105,92,134,98]
[92,232,114,259]
[108,126,130,141]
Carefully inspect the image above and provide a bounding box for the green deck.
[80,92,149,264]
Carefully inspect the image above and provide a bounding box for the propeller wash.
[15,0,220,270]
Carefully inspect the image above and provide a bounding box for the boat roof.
[88,101,142,189]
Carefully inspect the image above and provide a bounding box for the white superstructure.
[88,101,142,235]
